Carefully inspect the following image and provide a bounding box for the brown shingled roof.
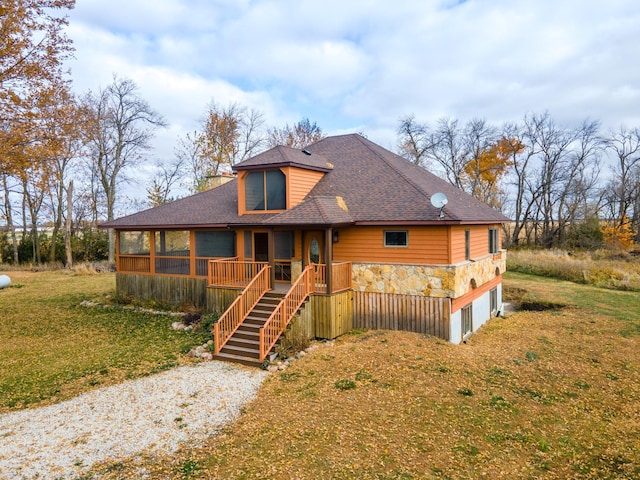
[101,134,507,229]
[264,196,353,226]
[233,145,333,172]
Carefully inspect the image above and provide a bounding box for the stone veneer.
[351,251,506,299]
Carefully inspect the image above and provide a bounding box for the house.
[101,134,507,365]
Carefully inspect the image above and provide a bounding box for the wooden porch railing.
[313,261,352,294]
[208,258,268,287]
[259,265,314,362]
[117,255,151,273]
[214,265,271,355]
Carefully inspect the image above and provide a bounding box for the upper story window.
[465,229,470,260]
[489,228,499,254]
[245,170,286,211]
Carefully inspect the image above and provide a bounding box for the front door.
[305,231,324,265]
[254,232,268,262]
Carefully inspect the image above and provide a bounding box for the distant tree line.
[1,1,637,266]
[398,113,640,249]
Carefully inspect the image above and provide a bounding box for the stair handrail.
[214,265,271,355]
[259,264,314,361]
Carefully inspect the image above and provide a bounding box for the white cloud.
[64,0,640,202]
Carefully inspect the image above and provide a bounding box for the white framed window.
[490,288,498,316]
[489,228,499,254]
[384,230,408,247]
[461,304,473,339]
[465,229,470,260]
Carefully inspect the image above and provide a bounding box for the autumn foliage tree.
[0,0,75,263]
[464,137,521,209]
[177,101,265,192]
[0,0,74,171]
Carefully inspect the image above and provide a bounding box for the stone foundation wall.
[351,251,506,298]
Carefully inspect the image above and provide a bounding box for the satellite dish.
[430,192,448,219]
[430,192,448,209]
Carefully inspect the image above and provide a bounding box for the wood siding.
[451,274,502,313]
[286,299,315,340]
[284,166,325,208]
[116,274,208,309]
[206,287,241,315]
[312,291,353,339]
[353,291,450,340]
[333,226,450,264]
[450,225,501,263]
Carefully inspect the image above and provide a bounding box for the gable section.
[237,166,327,215]
[283,166,326,208]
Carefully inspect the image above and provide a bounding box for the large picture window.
[245,170,286,211]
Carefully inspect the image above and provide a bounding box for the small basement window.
[384,230,408,247]
[461,304,473,339]
[490,287,498,316]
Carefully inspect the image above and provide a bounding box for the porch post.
[267,228,275,289]
[301,229,306,269]
[325,227,333,294]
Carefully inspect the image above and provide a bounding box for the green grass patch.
[0,270,211,412]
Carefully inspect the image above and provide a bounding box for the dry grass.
[507,249,640,291]
[93,272,640,480]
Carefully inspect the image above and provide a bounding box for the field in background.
[0,270,211,412]
[507,248,640,291]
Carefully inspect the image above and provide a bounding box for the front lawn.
[93,272,640,479]
[0,270,210,412]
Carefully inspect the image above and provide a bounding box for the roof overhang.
[233,162,332,173]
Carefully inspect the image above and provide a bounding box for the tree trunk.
[65,180,73,268]
[2,175,19,264]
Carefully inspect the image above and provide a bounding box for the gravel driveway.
[0,361,268,479]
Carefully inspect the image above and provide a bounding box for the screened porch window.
[195,231,236,276]
[117,231,151,274]
[274,231,294,281]
[119,231,150,255]
[155,231,190,275]
[195,231,235,258]
[245,170,286,210]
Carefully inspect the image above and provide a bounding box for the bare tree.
[180,101,265,192]
[604,126,640,238]
[146,156,185,206]
[267,118,325,149]
[397,115,440,167]
[81,75,167,262]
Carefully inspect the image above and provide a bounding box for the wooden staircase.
[214,291,284,366]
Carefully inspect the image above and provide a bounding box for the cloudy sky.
[65,0,640,178]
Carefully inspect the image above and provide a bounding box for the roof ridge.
[354,135,431,203]
[312,197,330,224]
